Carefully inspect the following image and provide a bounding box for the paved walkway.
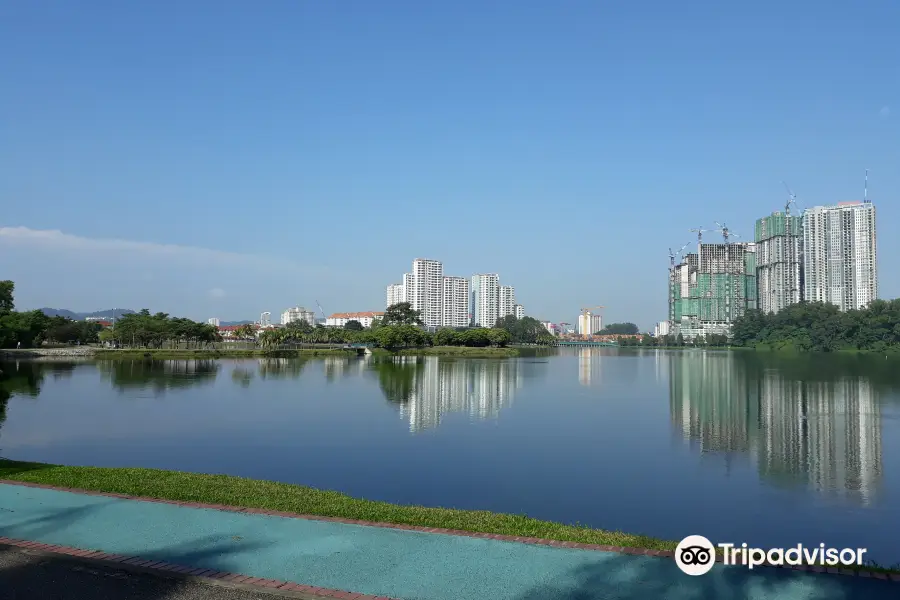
[0,482,897,600]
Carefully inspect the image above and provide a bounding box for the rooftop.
[327,312,385,319]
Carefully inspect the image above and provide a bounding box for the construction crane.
[669,242,690,267]
[782,181,797,215]
[690,227,710,244]
[315,300,327,323]
[713,222,740,243]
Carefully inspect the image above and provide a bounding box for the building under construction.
[755,211,802,314]
[669,239,758,341]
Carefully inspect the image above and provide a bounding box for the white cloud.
[0,227,334,277]
[208,287,226,299]
[879,105,890,118]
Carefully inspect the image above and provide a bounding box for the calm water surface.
[1,349,899,563]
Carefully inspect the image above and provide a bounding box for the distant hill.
[38,308,136,320]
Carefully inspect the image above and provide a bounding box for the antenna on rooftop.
[864,169,869,203]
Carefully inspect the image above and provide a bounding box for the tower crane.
[690,227,710,245]
[713,222,740,243]
[669,243,690,268]
[315,300,327,322]
[782,181,797,216]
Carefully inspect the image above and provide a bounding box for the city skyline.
[386,259,525,329]
[668,197,879,340]
[2,3,898,329]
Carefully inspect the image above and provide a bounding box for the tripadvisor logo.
[675,535,716,576]
[674,535,868,576]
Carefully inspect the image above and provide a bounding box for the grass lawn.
[0,459,667,549]
[0,459,896,575]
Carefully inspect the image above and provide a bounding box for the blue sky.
[1,0,897,329]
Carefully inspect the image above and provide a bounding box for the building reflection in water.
[322,355,370,380]
[97,359,220,395]
[374,357,523,433]
[668,352,883,505]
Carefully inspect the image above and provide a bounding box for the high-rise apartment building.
[442,276,470,328]
[385,273,413,308]
[260,312,272,327]
[514,304,525,319]
[802,202,877,311]
[470,274,499,327]
[207,318,220,327]
[280,307,314,326]
[755,211,803,314]
[670,242,758,340]
[577,312,602,335]
[499,286,516,319]
[411,259,444,328]
[386,283,406,308]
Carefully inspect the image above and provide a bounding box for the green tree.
[495,315,553,344]
[0,281,14,315]
[344,320,363,331]
[433,328,458,346]
[285,319,314,333]
[382,302,424,326]
[598,322,639,335]
[233,324,256,341]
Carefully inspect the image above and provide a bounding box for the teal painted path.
[0,483,895,600]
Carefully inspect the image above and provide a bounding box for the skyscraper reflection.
[374,357,523,433]
[668,352,884,505]
[758,374,882,505]
[668,351,759,455]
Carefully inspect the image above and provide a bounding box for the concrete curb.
[1,479,898,584]
[0,538,399,600]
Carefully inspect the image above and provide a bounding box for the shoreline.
[4,345,899,361]
[1,346,524,360]
[0,459,896,576]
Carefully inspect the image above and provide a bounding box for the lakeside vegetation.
[0,281,106,348]
[0,281,546,355]
[731,300,900,353]
[617,299,900,353]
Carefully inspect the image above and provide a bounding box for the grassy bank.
[0,459,667,549]
[0,460,895,574]
[93,348,357,359]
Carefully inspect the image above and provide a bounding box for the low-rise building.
[325,311,385,328]
[217,324,259,339]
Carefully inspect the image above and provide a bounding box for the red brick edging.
[1,479,898,584]
[0,535,397,599]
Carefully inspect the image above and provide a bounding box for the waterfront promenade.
[0,482,896,599]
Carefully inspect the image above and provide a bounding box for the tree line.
[628,299,900,352]
[0,281,106,348]
[258,303,555,350]
[730,299,900,353]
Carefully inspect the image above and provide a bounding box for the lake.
[1,349,899,563]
